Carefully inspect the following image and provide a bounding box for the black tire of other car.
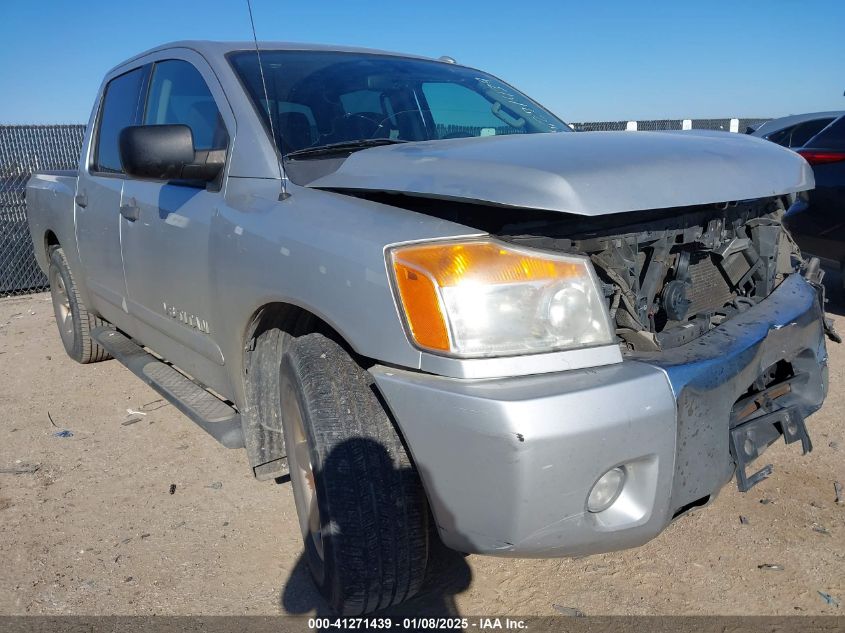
[47,246,111,364]
[279,333,429,614]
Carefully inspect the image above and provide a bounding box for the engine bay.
[500,196,803,351]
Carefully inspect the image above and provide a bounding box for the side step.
[92,327,244,449]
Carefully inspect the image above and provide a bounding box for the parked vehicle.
[26,41,835,614]
[751,112,845,284]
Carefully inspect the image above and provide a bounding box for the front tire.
[47,246,111,364]
[280,333,428,614]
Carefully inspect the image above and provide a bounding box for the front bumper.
[370,274,828,557]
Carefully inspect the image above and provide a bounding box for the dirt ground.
[0,274,843,617]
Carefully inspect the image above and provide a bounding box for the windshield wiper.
[285,138,409,160]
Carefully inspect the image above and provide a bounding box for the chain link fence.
[571,120,630,131]
[1,119,772,297]
[1,125,85,296]
[570,118,770,132]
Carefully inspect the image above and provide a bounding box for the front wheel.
[280,333,429,614]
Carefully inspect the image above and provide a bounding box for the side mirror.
[118,124,224,182]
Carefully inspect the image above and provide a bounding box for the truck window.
[143,60,228,151]
[93,67,148,174]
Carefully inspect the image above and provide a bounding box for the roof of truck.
[112,40,437,73]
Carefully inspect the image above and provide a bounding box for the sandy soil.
[0,276,843,617]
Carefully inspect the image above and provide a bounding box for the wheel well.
[239,302,373,480]
[243,302,367,368]
[45,230,59,252]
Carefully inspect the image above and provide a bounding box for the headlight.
[388,239,615,357]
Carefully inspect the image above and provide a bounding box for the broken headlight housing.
[388,239,615,357]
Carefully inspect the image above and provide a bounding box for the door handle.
[74,192,88,208]
[120,198,140,222]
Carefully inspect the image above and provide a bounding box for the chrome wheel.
[283,380,324,561]
[50,266,74,350]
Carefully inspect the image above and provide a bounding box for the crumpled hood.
[306,130,814,216]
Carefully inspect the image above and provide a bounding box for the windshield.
[229,50,568,156]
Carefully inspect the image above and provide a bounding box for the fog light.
[587,467,626,513]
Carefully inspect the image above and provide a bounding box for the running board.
[92,327,244,449]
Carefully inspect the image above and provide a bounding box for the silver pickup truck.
[27,41,833,614]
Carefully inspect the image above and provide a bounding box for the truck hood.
[306,131,814,216]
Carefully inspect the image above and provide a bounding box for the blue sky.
[1,1,843,124]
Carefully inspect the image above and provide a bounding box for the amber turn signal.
[389,240,612,357]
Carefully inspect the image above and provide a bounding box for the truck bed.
[26,170,79,276]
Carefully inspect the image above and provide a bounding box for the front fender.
[212,178,480,405]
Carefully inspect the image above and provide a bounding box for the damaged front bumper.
[370,273,828,557]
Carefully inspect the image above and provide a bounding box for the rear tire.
[280,333,428,614]
[47,246,111,364]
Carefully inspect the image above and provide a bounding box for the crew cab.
[26,41,834,614]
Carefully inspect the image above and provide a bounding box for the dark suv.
[752,112,845,284]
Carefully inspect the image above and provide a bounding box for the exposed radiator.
[687,253,734,316]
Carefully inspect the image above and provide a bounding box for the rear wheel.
[280,333,428,614]
[48,246,111,364]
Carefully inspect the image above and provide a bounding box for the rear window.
[339,90,384,116]
[766,117,834,148]
[93,67,148,173]
[807,116,845,150]
[790,118,835,147]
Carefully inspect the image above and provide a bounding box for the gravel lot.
[1,274,843,617]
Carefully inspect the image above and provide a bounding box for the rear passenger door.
[75,65,148,325]
[120,56,232,381]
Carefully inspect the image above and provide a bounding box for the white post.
[626,120,638,131]
[729,118,739,133]
[682,119,692,130]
